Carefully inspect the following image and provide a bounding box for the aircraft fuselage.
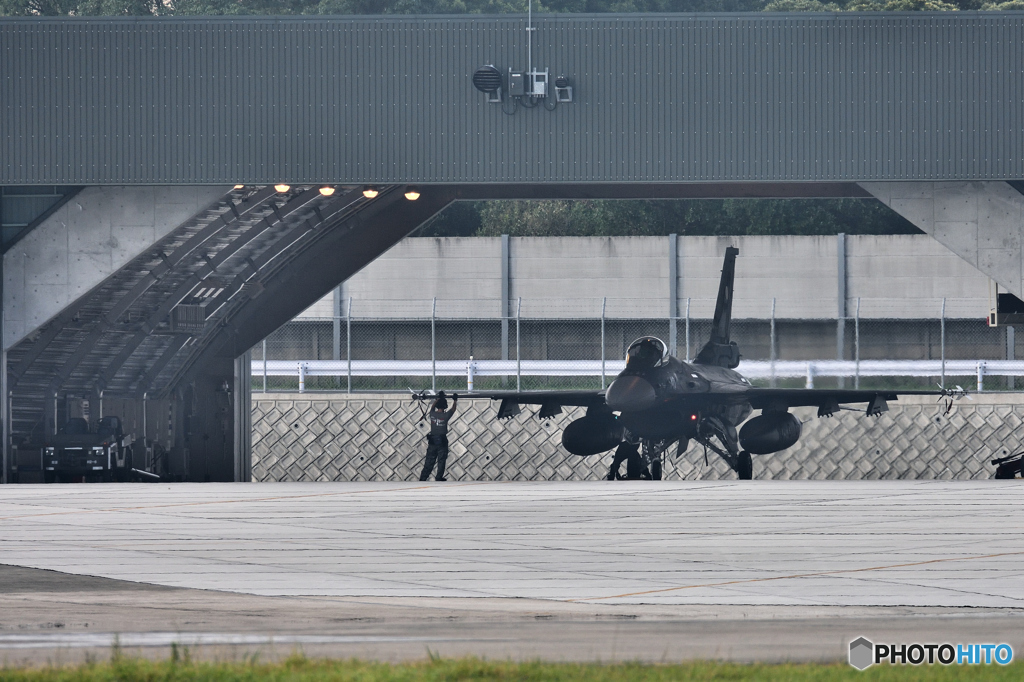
[605,356,753,441]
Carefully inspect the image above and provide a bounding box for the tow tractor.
[43,416,141,483]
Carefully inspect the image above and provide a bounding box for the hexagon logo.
[849,637,874,670]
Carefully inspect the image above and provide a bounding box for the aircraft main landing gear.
[737,451,753,480]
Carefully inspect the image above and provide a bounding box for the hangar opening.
[3,13,1023,483]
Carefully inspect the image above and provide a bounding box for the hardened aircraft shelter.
[2,12,1024,482]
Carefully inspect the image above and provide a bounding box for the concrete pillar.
[859,182,1024,298]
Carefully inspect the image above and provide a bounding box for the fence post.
[939,297,946,390]
[805,363,814,389]
[516,297,522,392]
[298,362,306,394]
[431,297,437,392]
[685,298,691,362]
[854,297,861,390]
[346,297,353,394]
[467,355,475,391]
[977,361,984,392]
[332,286,342,361]
[600,297,607,389]
[501,234,510,388]
[836,232,847,389]
[262,339,267,393]
[668,233,678,356]
[1008,325,1016,390]
[769,298,777,388]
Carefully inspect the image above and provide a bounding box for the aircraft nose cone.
[605,375,657,411]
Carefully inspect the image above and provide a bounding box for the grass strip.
[2,653,1023,682]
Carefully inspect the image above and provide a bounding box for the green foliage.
[0,0,169,14]
[172,0,308,14]
[3,656,1024,681]
[415,198,920,237]
[763,0,840,11]
[843,0,960,10]
[3,0,1019,16]
[314,0,529,15]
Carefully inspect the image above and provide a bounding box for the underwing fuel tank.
[561,413,624,456]
[738,412,802,455]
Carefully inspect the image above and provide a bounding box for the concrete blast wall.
[302,234,991,321]
[252,394,1019,483]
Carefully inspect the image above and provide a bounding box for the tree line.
[4,0,1023,20]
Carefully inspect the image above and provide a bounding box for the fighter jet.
[418,248,953,480]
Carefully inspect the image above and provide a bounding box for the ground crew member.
[419,391,458,481]
[607,441,648,480]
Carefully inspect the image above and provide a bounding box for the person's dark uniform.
[607,441,649,480]
[420,392,457,482]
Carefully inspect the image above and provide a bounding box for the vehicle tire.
[737,451,753,480]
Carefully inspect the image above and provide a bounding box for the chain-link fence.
[251,297,1017,393]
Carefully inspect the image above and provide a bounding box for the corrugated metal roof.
[2,13,1022,185]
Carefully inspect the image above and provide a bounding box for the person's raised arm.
[447,394,458,417]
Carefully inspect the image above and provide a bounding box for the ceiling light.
[362,186,379,199]
[233,184,245,190]
[319,186,336,197]
[404,188,421,201]
[274,184,290,193]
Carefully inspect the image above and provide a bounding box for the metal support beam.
[187,187,458,385]
[88,188,332,395]
[233,349,252,482]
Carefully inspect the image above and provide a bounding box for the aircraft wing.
[744,388,941,416]
[414,390,605,419]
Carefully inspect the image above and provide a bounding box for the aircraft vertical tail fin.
[694,247,741,368]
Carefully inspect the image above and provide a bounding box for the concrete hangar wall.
[2,13,1024,483]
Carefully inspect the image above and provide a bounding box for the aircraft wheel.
[651,459,662,481]
[737,451,753,480]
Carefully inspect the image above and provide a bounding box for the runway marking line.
[0,481,494,521]
[569,550,1024,602]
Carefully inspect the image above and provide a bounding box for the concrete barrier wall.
[299,234,991,321]
[252,393,1021,482]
